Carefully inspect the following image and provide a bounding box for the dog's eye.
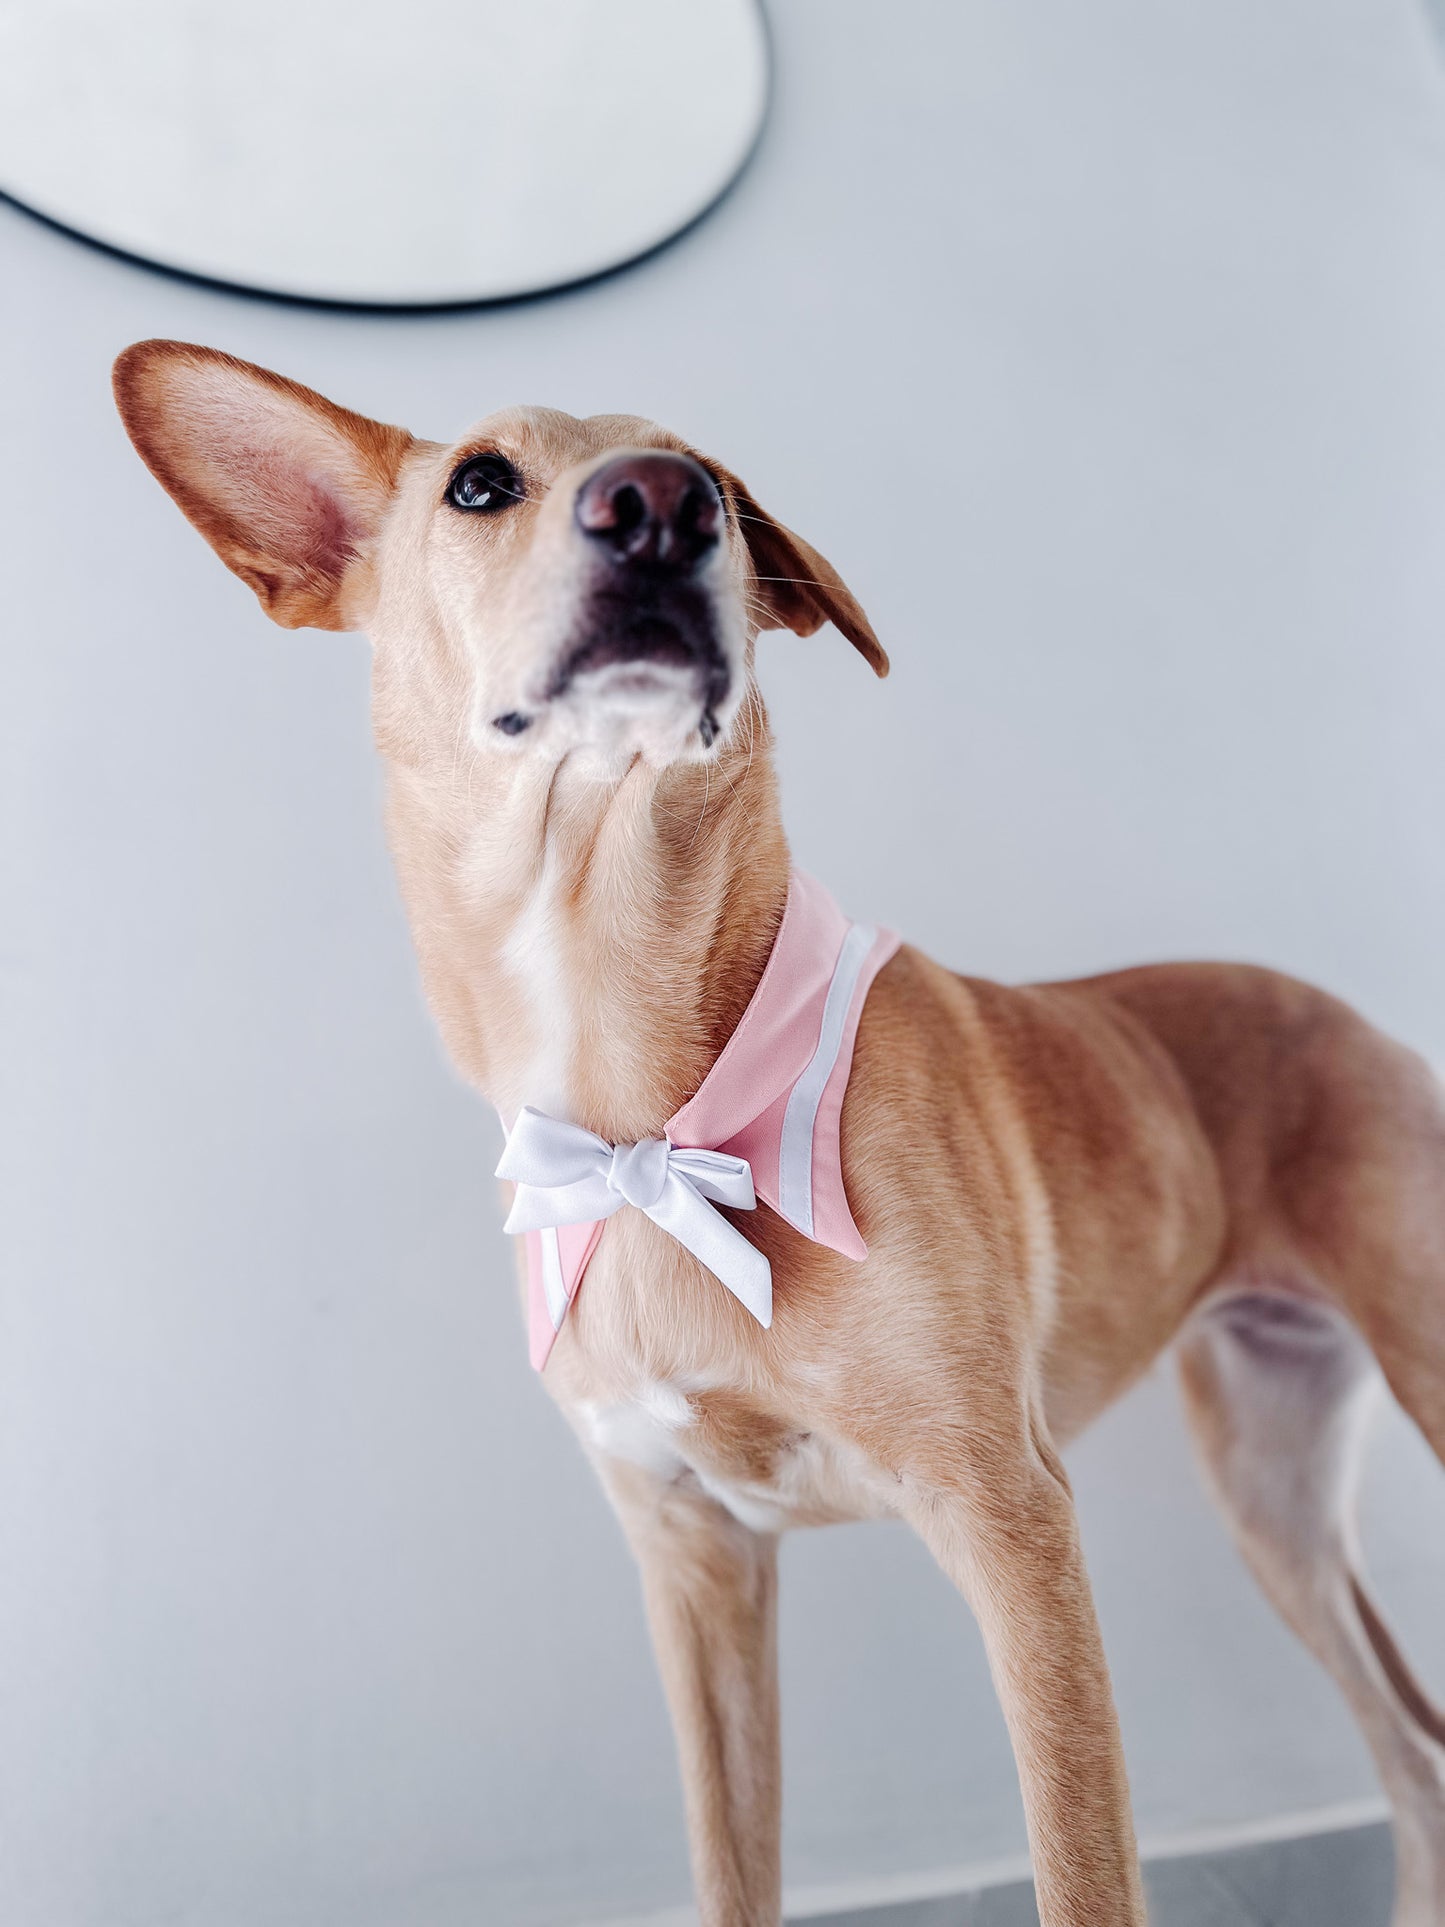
[447,453,523,513]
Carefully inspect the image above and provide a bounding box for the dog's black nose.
[575,452,722,570]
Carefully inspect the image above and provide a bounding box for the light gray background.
[4,4,1445,1925]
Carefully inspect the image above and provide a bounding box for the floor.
[801,1823,1395,1926]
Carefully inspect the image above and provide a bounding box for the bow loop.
[669,1145,757,1212]
[496,1108,772,1329]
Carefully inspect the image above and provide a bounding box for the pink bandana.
[497,872,899,1371]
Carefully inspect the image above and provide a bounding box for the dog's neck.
[383,689,790,1145]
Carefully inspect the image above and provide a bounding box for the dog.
[113,339,1445,1927]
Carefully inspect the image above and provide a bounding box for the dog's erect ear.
[703,460,889,678]
[112,340,415,632]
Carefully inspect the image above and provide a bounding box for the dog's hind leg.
[1178,1290,1445,1927]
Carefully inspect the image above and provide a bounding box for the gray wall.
[5,4,1445,1924]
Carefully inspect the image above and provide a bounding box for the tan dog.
[113,339,1445,1927]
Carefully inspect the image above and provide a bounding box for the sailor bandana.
[495,871,900,1370]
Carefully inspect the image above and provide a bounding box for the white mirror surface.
[0,0,768,306]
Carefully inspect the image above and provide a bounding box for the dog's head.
[113,341,887,773]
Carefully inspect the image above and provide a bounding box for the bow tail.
[647,1175,774,1329]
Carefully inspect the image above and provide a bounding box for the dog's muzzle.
[542,452,732,720]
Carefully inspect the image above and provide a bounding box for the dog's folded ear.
[702,460,889,678]
[112,340,415,632]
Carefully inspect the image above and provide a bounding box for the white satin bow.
[496,1107,773,1328]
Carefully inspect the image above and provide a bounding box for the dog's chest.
[573,1380,898,1531]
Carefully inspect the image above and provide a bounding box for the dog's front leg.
[600,1456,782,1927]
[899,1425,1146,1927]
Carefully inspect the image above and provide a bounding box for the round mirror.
[0,0,769,307]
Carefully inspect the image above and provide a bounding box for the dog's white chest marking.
[502,840,574,1118]
[690,1431,898,1533]
[581,1381,696,1480]
[579,1383,897,1531]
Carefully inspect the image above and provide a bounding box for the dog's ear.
[703,459,889,678]
[112,339,415,632]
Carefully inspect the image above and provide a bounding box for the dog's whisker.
[713,749,757,835]
[686,756,712,853]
